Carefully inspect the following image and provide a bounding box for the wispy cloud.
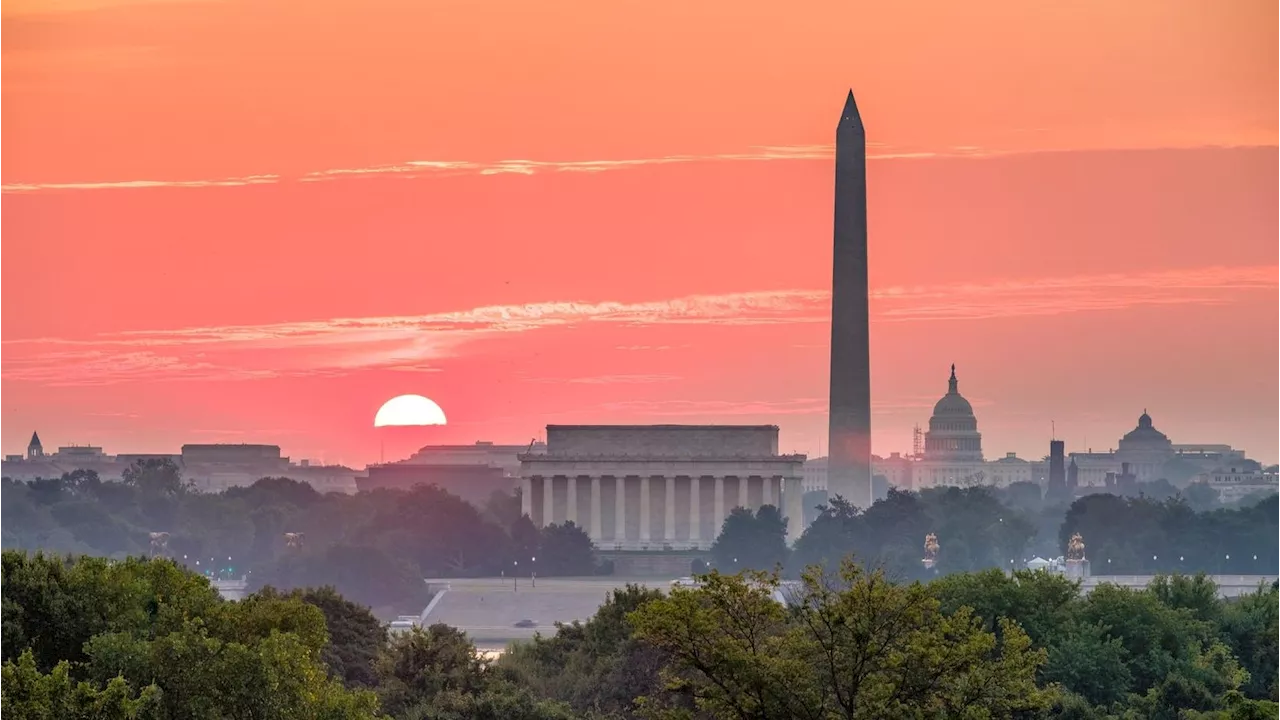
[1,175,279,193]
[600,398,828,417]
[2,290,828,385]
[529,374,683,385]
[3,266,1272,386]
[6,144,1270,194]
[0,144,972,193]
[874,265,1276,322]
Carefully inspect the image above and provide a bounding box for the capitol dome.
[923,365,983,461]
[1120,410,1170,446]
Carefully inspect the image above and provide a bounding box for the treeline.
[3,550,1276,719]
[712,486,1278,579]
[2,461,598,616]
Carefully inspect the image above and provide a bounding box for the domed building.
[1069,410,1254,488]
[924,365,983,462]
[914,365,991,488]
[1114,410,1175,481]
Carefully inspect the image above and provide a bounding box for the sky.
[3,0,1277,467]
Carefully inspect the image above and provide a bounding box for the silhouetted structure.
[828,89,872,507]
[27,432,43,460]
[359,463,510,506]
[1046,439,1069,504]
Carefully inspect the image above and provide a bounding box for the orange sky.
[3,0,1277,466]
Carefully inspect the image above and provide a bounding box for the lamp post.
[513,560,518,592]
[531,556,537,588]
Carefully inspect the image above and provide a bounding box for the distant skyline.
[3,0,1277,465]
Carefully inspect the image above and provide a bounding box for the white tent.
[1026,557,1051,571]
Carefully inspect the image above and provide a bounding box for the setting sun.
[374,395,448,427]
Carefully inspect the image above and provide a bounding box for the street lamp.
[531,556,537,588]
[512,560,519,591]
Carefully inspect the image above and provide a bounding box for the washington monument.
[827,89,872,507]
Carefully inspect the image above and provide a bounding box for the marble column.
[762,475,774,507]
[614,477,627,542]
[566,475,578,526]
[689,476,701,542]
[639,476,651,541]
[713,477,725,537]
[664,476,676,541]
[542,476,555,527]
[521,477,533,519]
[590,476,602,542]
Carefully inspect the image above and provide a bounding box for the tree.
[1076,583,1213,694]
[483,489,523,530]
[3,552,378,720]
[375,624,490,718]
[1042,620,1134,706]
[250,543,429,616]
[1,650,161,720]
[929,568,1079,648]
[709,506,790,572]
[121,459,183,496]
[497,584,668,717]
[254,586,387,688]
[629,562,1051,719]
[1217,585,1279,700]
[536,522,597,577]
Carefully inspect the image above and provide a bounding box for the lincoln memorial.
[519,425,807,551]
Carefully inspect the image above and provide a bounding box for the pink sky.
[3,0,1277,466]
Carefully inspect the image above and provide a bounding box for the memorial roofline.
[545,424,781,431]
[519,453,807,463]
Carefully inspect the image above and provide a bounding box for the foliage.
[791,487,1034,580]
[1060,493,1277,575]
[535,522,599,576]
[255,585,388,688]
[629,561,1050,719]
[2,551,379,719]
[1,649,161,720]
[708,505,790,573]
[496,584,669,717]
[3,475,605,617]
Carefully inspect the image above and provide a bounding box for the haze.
[3,0,1276,464]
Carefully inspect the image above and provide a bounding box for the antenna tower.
[912,424,923,458]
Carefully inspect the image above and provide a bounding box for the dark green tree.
[709,505,790,572]
[536,522,597,577]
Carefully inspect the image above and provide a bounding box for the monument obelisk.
[827,89,872,507]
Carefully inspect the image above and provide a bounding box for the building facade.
[1,435,359,494]
[1195,466,1278,504]
[519,425,806,551]
[911,366,993,489]
[1068,412,1258,488]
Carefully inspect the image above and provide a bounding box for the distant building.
[53,445,106,460]
[392,440,543,478]
[987,453,1033,487]
[358,463,509,506]
[801,456,828,493]
[874,452,915,490]
[1,436,358,494]
[911,366,994,489]
[519,425,806,555]
[1195,466,1278,504]
[1069,411,1258,488]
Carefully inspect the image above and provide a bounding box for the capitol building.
[911,365,1000,488]
[803,365,1264,497]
